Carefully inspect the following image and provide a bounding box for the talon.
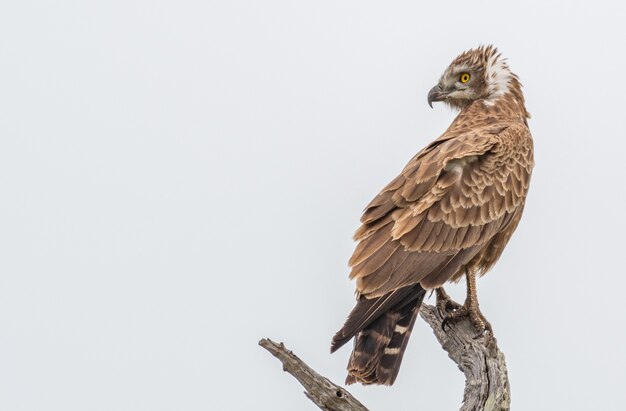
[435,287,462,318]
[441,317,450,331]
[435,279,493,336]
[439,304,469,331]
[445,299,462,311]
[469,309,492,335]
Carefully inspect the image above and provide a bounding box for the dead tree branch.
[258,338,369,411]
[419,304,511,411]
[260,303,510,411]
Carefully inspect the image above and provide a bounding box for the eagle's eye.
[459,73,470,83]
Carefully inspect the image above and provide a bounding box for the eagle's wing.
[349,122,533,298]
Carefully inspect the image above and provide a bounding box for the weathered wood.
[260,303,510,411]
[259,338,369,411]
[420,304,511,411]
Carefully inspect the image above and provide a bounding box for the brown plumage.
[331,45,534,386]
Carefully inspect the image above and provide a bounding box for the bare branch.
[259,338,369,411]
[419,304,511,411]
[260,303,510,411]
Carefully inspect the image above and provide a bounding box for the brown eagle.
[331,45,534,385]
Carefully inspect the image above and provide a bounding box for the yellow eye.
[459,73,470,83]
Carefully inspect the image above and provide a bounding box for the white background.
[1,1,626,410]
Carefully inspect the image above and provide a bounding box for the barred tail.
[331,284,426,385]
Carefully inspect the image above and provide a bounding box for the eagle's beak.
[427,85,446,108]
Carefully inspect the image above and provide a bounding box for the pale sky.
[1,1,626,410]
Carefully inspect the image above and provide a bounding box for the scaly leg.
[441,266,493,336]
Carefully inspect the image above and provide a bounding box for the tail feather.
[331,284,426,385]
[372,298,421,385]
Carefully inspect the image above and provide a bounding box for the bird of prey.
[331,45,534,386]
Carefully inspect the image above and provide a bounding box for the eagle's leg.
[435,287,462,313]
[441,267,492,335]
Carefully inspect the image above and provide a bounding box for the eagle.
[331,45,534,386]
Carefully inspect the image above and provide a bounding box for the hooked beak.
[427,85,446,108]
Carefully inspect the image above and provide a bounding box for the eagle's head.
[427,45,519,110]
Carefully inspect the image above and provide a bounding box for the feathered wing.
[332,123,533,385]
[350,123,532,295]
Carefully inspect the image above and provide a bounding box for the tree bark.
[259,303,510,411]
[419,304,511,411]
[258,338,369,411]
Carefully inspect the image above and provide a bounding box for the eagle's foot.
[441,298,492,338]
[435,287,462,314]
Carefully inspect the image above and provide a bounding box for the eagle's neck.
[487,79,529,121]
[479,56,529,121]
[453,78,529,131]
